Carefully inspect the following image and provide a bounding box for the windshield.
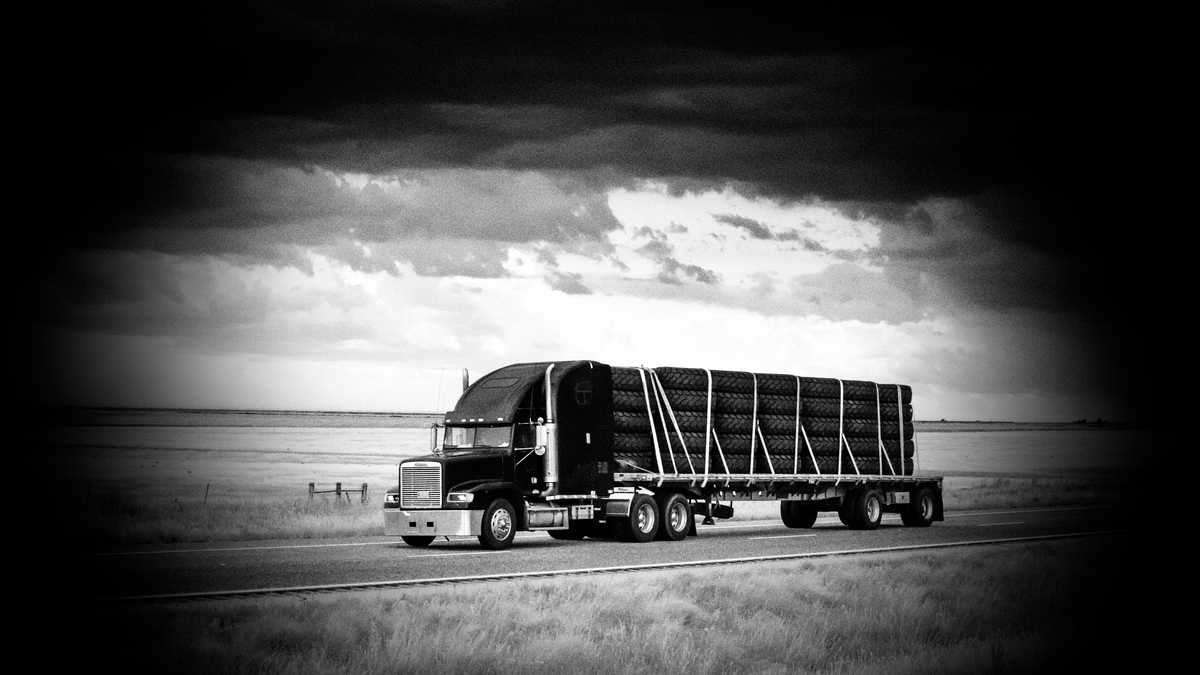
[444,425,512,449]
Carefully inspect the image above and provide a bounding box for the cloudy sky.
[22,3,1157,421]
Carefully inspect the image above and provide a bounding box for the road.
[89,505,1122,600]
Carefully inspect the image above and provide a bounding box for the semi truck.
[384,360,943,549]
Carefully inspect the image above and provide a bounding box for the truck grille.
[400,462,442,508]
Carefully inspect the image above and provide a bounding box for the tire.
[901,487,936,527]
[780,501,818,528]
[656,493,692,541]
[401,535,434,547]
[620,494,660,542]
[838,491,857,527]
[478,498,518,549]
[847,490,884,530]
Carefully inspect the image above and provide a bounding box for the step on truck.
[384,360,943,549]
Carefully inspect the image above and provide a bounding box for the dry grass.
[87,536,1147,673]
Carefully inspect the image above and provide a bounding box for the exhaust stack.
[542,363,559,496]
[462,368,470,393]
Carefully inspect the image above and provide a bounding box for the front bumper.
[385,509,484,537]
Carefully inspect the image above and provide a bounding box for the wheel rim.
[920,494,933,520]
[866,495,881,523]
[668,502,688,532]
[636,503,657,533]
[491,507,512,540]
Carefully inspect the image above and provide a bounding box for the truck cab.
[384,360,613,548]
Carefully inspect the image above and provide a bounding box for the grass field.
[86,536,1149,673]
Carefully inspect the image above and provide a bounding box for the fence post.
[308,482,315,501]
[336,482,342,501]
[361,483,368,504]
[204,482,210,505]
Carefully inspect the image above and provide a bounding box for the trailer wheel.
[620,494,660,542]
[401,535,434,547]
[478,498,518,549]
[848,490,884,530]
[838,491,858,527]
[656,493,691,541]
[900,487,936,527]
[780,501,818,528]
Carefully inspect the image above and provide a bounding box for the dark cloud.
[715,214,772,239]
[47,3,1140,227]
[635,238,719,286]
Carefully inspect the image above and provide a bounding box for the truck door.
[512,421,543,494]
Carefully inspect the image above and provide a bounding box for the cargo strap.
[646,370,679,476]
[897,384,905,475]
[876,384,896,476]
[636,368,665,479]
[748,373,758,476]
[702,368,713,485]
[709,427,732,485]
[756,422,776,475]
[837,379,861,482]
[797,376,822,475]
[650,369,697,477]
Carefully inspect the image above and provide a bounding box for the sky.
[17,2,1162,421]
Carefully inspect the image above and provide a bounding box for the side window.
[514,423,536,448]
[574,379,593,407]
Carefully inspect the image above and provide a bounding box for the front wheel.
[401,535,434,547]
[478,498,518,549]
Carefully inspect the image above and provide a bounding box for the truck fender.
[450,481,526,528]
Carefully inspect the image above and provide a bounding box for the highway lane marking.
[118,529,1127,602]
[748,534,818,540]
[409,550,511,558]
[95,541,399,556]
[976,521,1025,527]
[96,505,1111,557]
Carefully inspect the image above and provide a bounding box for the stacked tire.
[610,367,915,476]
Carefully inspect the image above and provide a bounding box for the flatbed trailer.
[385,360,943,548]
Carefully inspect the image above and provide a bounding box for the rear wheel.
[401,535,434,547]
[478,498,518,549]
[621,494,660,542]
[901,487,936,527]
[656,494,691,541]
[781,501,818,528]
[848,490,884,530]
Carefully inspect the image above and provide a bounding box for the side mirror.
[430,423,443,455]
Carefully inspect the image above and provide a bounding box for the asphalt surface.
[89,505,1121,599]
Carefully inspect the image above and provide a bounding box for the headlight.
[446,492,473,504]
[384,493,400,505]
